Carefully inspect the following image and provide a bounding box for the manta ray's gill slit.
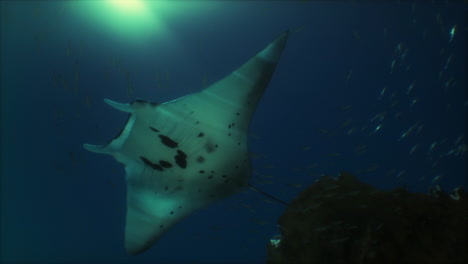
[149,126,159,133]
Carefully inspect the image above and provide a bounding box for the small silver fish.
[432,174,442,183]
[374,124,383,133]
[449,25,456,42]
[409,144,419,154]
[407,81,415,94]
[428,141,437,154]
[444,55,452,69]
[379,87,387,100]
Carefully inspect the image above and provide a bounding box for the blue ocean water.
[0,1,466,263]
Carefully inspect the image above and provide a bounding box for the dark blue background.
[1,1,466,263]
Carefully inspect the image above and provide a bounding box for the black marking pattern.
[145,127,191,169]
[175,150,187,168]
[159,135,179,148]
[159,160,173,168]
[140,156,163,171]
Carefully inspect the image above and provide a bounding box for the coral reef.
[267,172,467,264]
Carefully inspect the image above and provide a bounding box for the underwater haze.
[0,1,466,263]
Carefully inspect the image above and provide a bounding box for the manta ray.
[83,31,289,255]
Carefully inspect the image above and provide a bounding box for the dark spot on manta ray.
[196,121,199,125]
[149,126,160,133]
[170,211,174,215]
[236,112,240,116]
[228,133,231,136]
[197,156,205,163]
[199,170,205,173]
[197,132,204,138]
[165,186,168,191]
[228,124,231,129]
[224,179,230,183]
[177,150,187,158]
[205,143,215,153]
[175,157,186,168]
[159,135,178,148]
[179,206,182,208]
[160,225,163,228]
[208,175,213,179]
[175,150,187,168]
[159,160,173,168]
[215,144,218,148]
[140,156,163,171]
[211,170,215,173]
[222,175,227,178]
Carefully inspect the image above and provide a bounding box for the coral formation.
[267,172,467,264]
